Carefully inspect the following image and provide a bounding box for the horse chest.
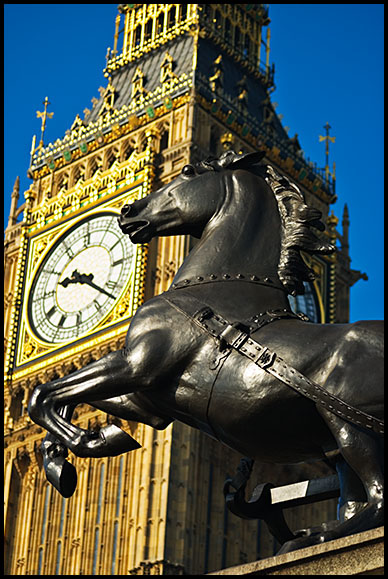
[155,339,230,438]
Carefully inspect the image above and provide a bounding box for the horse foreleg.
[90,394,173,430]
[28,350,141,458]
[39,394,172,497]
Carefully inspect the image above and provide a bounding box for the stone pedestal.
[207,527,384,575]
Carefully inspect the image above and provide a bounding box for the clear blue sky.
[4,4,384,322]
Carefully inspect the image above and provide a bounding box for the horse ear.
[229,150,266,170]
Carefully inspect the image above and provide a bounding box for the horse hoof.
[44,456,77,498]
[99,424,141,456]
[75,424,141,458]
[276,534,322,555]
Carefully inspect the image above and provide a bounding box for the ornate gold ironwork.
[319,122,336,187]
[36,96,54,150]
[209,54,223,93]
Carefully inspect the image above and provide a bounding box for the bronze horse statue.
[28,150,383,553]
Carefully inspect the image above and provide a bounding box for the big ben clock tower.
[5,5,366,575]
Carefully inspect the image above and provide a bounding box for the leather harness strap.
[163,293,384,436]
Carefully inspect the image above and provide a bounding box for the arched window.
[203,4,212,21]
[160,129,169,152]
[4,464,21,573]
[124,144,134,160]
[235,27,241,52]
[214,9,222,31]
[55,498,66,574]
[37,484,51,574]
[243,35,251,59]
[9,388,24,421]
[144,19,153,42]
[157,12,164,35]
[88,158,98,178]
[134,25,142,47]
[168,6,177,28]
[106,150,116,170]
[181,5,188,21]
[92,463,105,574]
[225,19,232,43]
[111,456,124,574]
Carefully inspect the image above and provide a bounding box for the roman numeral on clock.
[63,242,74,257]
[47,306,56,319]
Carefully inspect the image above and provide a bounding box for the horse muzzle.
[117,210,152,243]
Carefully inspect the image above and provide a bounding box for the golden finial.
[326,210,339,229]
[112,12,121,57]
[36,96,54,150]
[319,122,336,185]
[220,132,234,150]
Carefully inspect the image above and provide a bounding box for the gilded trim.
[12,147,155,371]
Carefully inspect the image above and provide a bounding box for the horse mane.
[196,150,336,296]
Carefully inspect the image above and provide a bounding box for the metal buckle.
[219,324,248,349]
[196,307,213,323]
[256,348,277,369]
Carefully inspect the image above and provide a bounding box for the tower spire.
[319,122,336,190]
[7,176,20,227]
[36,96,54,150]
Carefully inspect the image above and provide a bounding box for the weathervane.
[36,96,54,150]
[319,122,336,188]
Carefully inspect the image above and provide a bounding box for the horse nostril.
[121,204,132,216]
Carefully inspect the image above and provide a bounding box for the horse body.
[28,150,384,552]
[118,289,383,466]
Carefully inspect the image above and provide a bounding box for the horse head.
[118,151,265,241]
[118,150,335,296]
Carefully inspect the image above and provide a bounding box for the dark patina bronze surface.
[28,151,384,553]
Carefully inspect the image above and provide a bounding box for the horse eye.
[182,164,195,177]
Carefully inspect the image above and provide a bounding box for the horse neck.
[172,170,290,317]
[175,171,282,280]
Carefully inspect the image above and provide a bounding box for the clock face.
[28,213,135,344]
[289,282,320,323]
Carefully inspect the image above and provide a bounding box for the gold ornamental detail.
[12,145,154,375]
[28,151,147,234]
[29,231,58,272]
[19,327,51,365]
[104,291,132,325]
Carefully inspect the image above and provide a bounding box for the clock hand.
[59,277,72,288]
[59,269,84,288]
[60,269,116,299]
[78,276,116,300]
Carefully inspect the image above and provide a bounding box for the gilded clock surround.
[13,151,152,374]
